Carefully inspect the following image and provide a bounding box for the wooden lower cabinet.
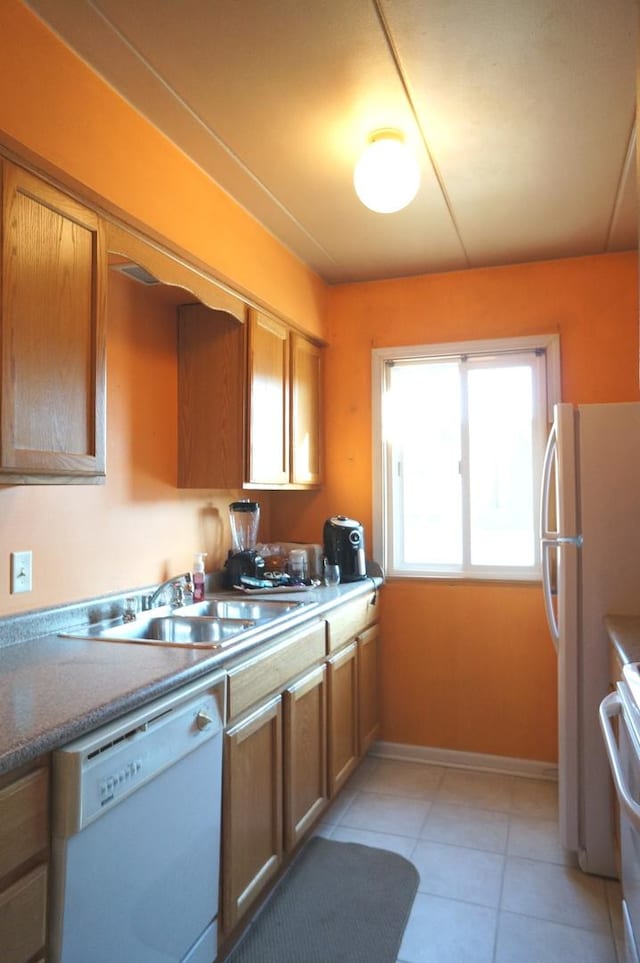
[327,641,359,797]
[358,624,380,755]
[283,664,327,851]
[220,598,380,945]
[0,761,49,963]
[222,696,283,933]
[0,865,47,963]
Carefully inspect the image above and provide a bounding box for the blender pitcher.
[229,500,260,552]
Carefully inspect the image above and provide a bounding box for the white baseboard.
[370,740,558,782]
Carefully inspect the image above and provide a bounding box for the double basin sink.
[61,597,314,650]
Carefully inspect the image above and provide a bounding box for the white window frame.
[372,333,561,581]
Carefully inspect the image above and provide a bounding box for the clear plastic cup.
[288,549,308,581]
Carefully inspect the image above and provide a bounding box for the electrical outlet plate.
[11,551,32,594]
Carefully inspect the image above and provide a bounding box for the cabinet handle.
[287,664,325,697]
[327,641,357,667]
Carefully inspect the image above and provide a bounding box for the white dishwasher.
[50,671,225,963]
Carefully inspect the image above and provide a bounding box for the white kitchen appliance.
[540,402,640,877]
[50,672,225,963]
[600,669,640,962]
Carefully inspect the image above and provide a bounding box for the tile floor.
[314,756,624,963]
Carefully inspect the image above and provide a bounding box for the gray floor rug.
[227,837,419,963]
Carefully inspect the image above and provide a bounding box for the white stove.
[601,664,640,963]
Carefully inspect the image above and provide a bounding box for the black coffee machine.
[323,515,367,582]
[224,500,265,587]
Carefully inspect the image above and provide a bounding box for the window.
[372,334,560,580]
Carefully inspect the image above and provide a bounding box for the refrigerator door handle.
[541,538,559,651]
[599,691,640,831]
[540,420,557,540]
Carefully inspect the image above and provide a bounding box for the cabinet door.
[0,864,47,963]
[327,642,359,797]
[246,310,289,485]
[0,767,48,882]
[0,762,49,963]
[358,624,380,755]
[283,665,327,851]
[222,696,283,933]
[1,162,106,482]
[178,303,246,488]
[290,333,322,487]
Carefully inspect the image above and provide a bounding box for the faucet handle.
[122,597,139,622]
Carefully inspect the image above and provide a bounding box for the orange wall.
[0,0,326,339]
[270,252,640,762]
[0,272,257,614]
[0,0,308,614]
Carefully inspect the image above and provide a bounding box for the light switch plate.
[11,551,32,594]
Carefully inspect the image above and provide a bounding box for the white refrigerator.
[540,401,640,878]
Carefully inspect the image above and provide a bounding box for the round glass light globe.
[353,135,420,214]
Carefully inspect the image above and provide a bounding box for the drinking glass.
[323,561,340,587]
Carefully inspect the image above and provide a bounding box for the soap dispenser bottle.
[193,553,207,602]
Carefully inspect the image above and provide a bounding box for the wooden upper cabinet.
[291,333,322,487]
[178,303,323,490]
[247,310,290,486]
[178,302,247,488]
[0,161,106,483]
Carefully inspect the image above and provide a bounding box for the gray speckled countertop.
[0,578,381,776]
[606,614,640,667]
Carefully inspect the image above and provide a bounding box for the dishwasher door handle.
[196,710,215,730]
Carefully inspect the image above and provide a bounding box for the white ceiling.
[25,0,638,284]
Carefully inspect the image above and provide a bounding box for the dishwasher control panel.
[52,676,224,837]
[99,758,143,804]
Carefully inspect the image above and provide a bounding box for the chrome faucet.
[142,573,190,611]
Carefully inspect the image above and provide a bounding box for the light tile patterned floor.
[315,757,624,963]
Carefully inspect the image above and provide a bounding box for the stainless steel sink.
[178,597,306,621]
[61,615,257,649]
[59,594,315,650]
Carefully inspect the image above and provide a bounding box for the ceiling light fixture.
[353,129,420,214]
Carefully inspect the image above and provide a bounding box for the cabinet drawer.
[326,592,377,653]
[0,768,48,882]
[0,863,47,963]
[228,621,326,719]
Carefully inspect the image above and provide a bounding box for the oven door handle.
[599,691,640,831]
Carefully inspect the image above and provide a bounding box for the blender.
[224,500,266,587]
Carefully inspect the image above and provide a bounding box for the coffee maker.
[224,500,265,587]
[323,515,367,582]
